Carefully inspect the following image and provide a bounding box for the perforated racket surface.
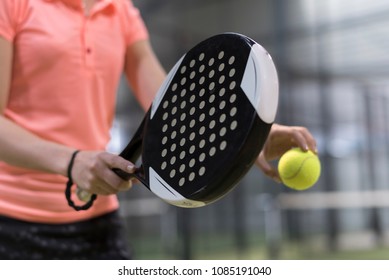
[74,33,278,209]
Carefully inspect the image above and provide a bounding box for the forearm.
[0,115,74,176]
[125,40,166,111]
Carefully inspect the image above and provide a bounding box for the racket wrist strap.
[65,150,97,211]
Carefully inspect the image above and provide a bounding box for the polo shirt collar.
[43,0,115,11]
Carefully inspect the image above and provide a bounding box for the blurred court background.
[109,0,389,259]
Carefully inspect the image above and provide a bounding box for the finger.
[256,153,281,183]
[300,128,318,153]
[291,131,308,152]
[117,180,133,192]
[91,164,131,193]
[293,127,317,153]
[102,153,136,174]
[79,182,113,196]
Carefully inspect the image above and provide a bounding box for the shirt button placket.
[83,17,94,69]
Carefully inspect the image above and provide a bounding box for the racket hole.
[180,77,187,86]
[181,89,187,97]
[209,147,216,157]
[162,112,169,120]
[170,156,177,165]
[171,95,178,103]
[163,101,169,109]
[190,71,196,79]
[180,151,186,159]
[180,66,187,74]
[218,51,225,60]
[220,127,227,137]
[189,95,196,103]
[179,164,186,173]
[171,131,177,139]
[199,113,206,122]
[199,77,205,85]
[189,132,196,141]
[209,120,216,129]
[170,169,176,178]
[180,125,186,134]
[190,59,196,68]
[219,88,226,96]
[199,153,206,162]
[209,107,216,116]
[179,178,185,186]
[161,162,167,170]
[209,133,216,143]
[199,166,206,176]
[199,53,205,61]
[208,58,215,66]
[209,70,215,79]
[190,83,196,91]
[219,114,226,123]
[189,172,195,182]
[199,101,206,109]
[180,138,186,146]
[219,101,226,110]
[162,124,168,133]
[199,65,205,73]
[219,75,225,84]
[199,126,206,135]
[180,100,187,109]
[170,143,177,152]
[230,107,237,117]
[161,149,168,157]
[189,159,196,168]
[218,63,225,72]
[171,118,177,127]
[228,56,235,65]
[162,136,168,145]
[171,106,177,115]
[189,145,196,154]
[199,88,205,97]
[172,83,178,91]
[189,119,196,128]
[220,141,227,151]
[199,139,206,148]
[209,82,215,91]
[190,107,196,115]
[180,113,187,122]
[209,94,216,103]
[229,81,236,90]
[229,68,236,77]
[230,120,238,130]
[229,94,237,103]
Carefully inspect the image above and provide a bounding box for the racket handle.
[113,168,133,180]
[76,187,93,202]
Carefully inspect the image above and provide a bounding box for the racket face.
[140,33,278,208]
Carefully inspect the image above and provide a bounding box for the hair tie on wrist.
[65,150,97,211]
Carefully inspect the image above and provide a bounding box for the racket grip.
[76,187,93,202]
[113,168,133,180]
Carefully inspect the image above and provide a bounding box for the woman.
[0,0,316,259]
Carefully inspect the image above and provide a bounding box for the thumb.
[256,152,281,183]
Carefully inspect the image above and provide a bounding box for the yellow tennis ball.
[278,148,321,190]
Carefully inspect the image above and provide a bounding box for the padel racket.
[68,32,278,210]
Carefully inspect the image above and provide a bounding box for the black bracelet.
[65,150,97,211]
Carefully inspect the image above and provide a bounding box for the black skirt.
[0,211,132,260]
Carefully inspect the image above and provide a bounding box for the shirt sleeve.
[0,0,28,41]
[120,0,149,47]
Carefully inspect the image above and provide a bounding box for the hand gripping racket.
[68,32,278,210]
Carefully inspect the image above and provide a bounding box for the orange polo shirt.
[0,0,148,223]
